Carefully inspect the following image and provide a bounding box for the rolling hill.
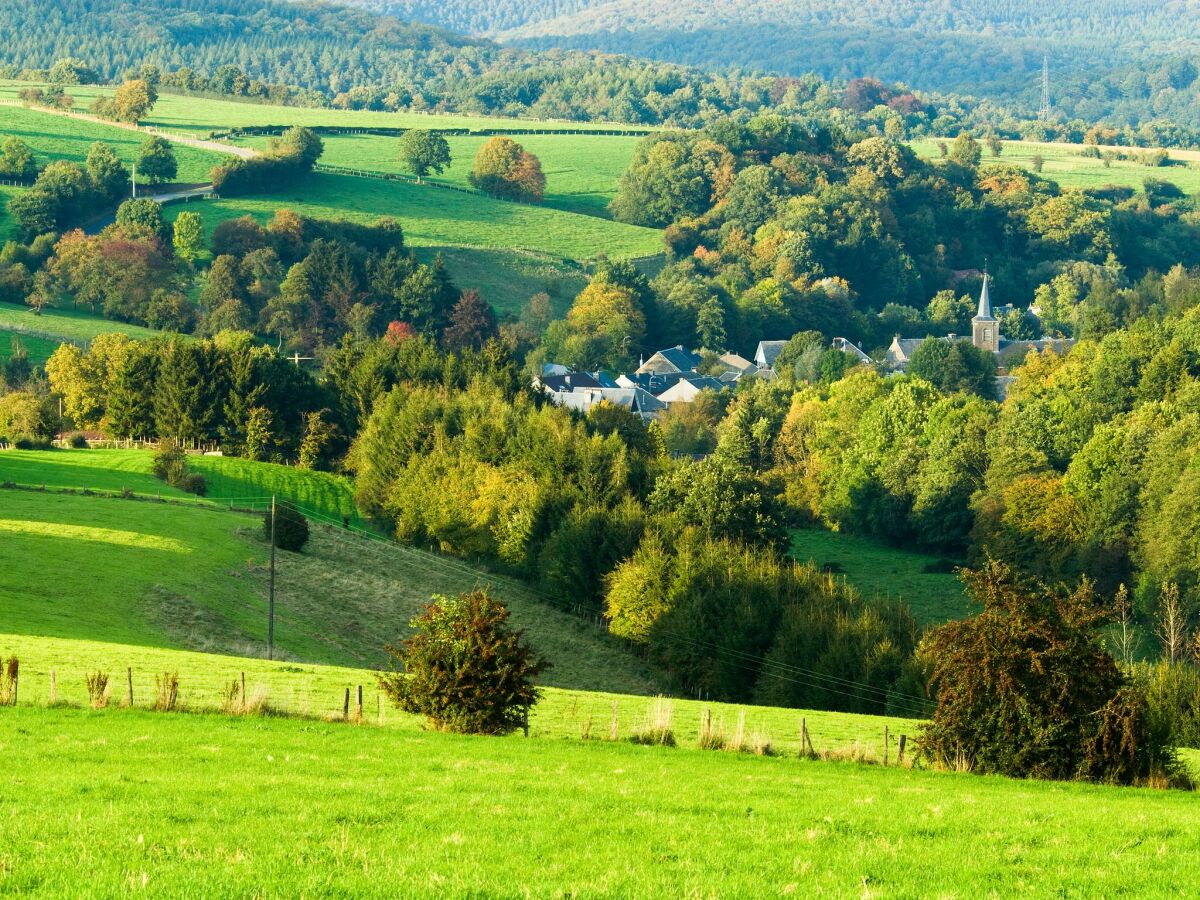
[0,449,663,692]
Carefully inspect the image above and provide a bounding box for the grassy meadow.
[3,704,1200,896]
[0,330,58,366]
[0,82,653,135]
[162,171,662,261]
[789,528,970,626]
[0,103,223,183]
[410,245,586,317]
[0,301,169,346]
[242,131,642,218]
[912,137,1200,196]
[0,455,662,692]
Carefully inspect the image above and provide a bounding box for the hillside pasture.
[789,528,970,626]
[0,103,223,184]
[162,172,662,261]
[0,301,169,347]
[0,82,654,135]
[410,245,586,317]
[3,704,1199,896]
[912,137,1200,196]
[240,131,643,218]
[0,475,662,692]
[0,330,58,366]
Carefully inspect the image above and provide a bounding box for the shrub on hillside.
[152,439,188,484]
[152,439,206,495]
[264,500,309,552]
[378,590,547,735]
[918,559,1185,786]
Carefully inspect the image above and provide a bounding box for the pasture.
[0,331,57,366]
[0,103,223,184]
[0,301,166,348]
[3,703,1199,896]
[241,131,642,218]
[0,467,662,692]
[161,171,663,262]
[0,82,653,135]
[912,137,1200,196]
[789,528,970,626]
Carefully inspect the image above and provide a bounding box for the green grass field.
[0,448,360,523]
[912,137,1200,196]
[0,82,652,135]
[789,528,971,626]
[243,131,641,218]
[0,104,223,184]
[3,703,1199,896]
[0,454,663,692]
[0,301,168,347]
[0,330,58,366]
[164,172,662,262]
[410,245,586,317]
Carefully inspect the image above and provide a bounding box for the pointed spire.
[975,269,995,321]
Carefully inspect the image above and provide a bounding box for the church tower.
[972,272,1000,352]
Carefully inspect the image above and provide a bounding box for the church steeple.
[975,271,995,322]
[972,268,1001,352]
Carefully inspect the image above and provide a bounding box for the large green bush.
[378,590,547,735]
[918,560,1184,786]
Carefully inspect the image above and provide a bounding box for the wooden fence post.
[240,671,246,709]
[355,685,363,723]
[884,725,889,766]
[898,734,907,764]
[127,667,134,708]
[342,687,350,720]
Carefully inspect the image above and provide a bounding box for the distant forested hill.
[367,0,1200,126]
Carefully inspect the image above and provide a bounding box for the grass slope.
[0,83,653,134]
[0,302,168,347]
[912,138,1200,196]
[410,245,586,317]
[0,330,58,366]
[3,704,1198,896]
[0,448,361,523]
[0,470,661,692]
[164,172,662,261]
[244,131,642,218]
[790,528,970,626]
[0,104,222,183]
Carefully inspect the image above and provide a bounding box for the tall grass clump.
[85,671,110,709]
[154,672,180,711]
[630,697,675,747]
[697,708,726,750]
[0,656,18,705]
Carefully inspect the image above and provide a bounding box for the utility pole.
[1039,54,1051,122]
[268,494,276,660]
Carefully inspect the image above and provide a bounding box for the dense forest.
[481,0,1200,128]
[6,0,1200,139]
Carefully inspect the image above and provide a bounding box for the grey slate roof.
[636,345,703,375]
